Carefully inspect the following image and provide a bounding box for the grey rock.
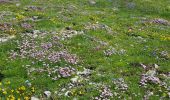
[146,70,156,77]
[44,91,51,98]
[89,0,96,5]
[31,97,40,100]
[71,76,79,83]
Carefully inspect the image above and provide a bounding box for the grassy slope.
[0,0,170,99]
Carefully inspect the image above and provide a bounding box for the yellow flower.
[79,91,83,94]
[6,81,11,85]
[11,89,14,93]
[16,13,25,20]
[160,35,170,41]
[20,86,26,91]
[24,96,29,100]
[9,28,16,35]
[31,87,35,92]
[8,95,15,100]
[16,90,20,94]
[128,28,132,32]
[2,91,7,95]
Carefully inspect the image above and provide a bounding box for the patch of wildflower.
[9,34,79,64]
[104,47,126,56]
[160,35,170,41]
[140,74,160,86]
[55,79,87,97]
[151,18,170,25]
[94,86,113,100]
[8,28,16,35]
[0,81,35,99]
[59,67,76,78]
[112,78,128,91]
[85,22,113,33]
[0,23,16,35]
[27,65,76,81]
[0,23,11,31]
[139,64,170,98]
[104,47,116,56]
[60,28,84,39]
[16,13,25,21]
[21,23,32,29]
[160,50,169,59]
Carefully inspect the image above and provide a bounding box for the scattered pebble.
[88,0,96,5]
[60,28,84,39]
[44,91,51,98]
[0,35,15,43]
[65,91,71,97]
[70,76,79,83]
[94,86,113,100]
[31,96,40,100]
[77,68,91,77]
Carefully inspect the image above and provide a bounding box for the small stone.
[77,68,91,76]
[89,0,96,5]
[73,98,78,100]
[16,3,20,7]
[61,88,66,92]
[140,63,147,69]
[44,91,51,98]
[168,92,170,98]
[25,80,31,87]
[71,76,79,83]
[65,91,71,96]
[31,96,39,100]
[146,70,156,77]
[33,30,40,34]
[154,64,159,69]
[0,35,15,43]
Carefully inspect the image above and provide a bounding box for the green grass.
[0,0,169,99]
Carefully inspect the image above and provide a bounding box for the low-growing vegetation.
[0,0,169,99]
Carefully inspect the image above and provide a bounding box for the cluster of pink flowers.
[10,34,78,65]
[151,18,170,25]
[8,32,79,82]
[41,42,53,50]
[48,51,78,64]
[21,23,32,29]
[59,67,75,78]
[140,74,160,86]
[95,86,113,100]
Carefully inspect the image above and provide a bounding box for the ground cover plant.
[0,0,170,99]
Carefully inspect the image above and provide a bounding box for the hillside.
[0,0,170,99]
